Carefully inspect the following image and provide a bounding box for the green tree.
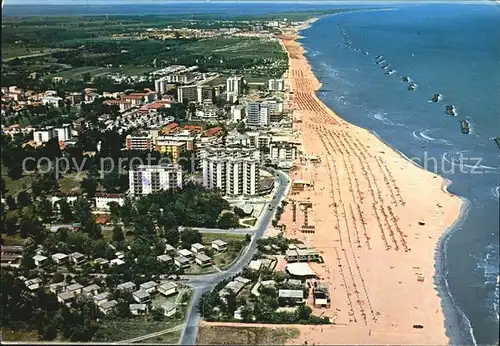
[17,191,31,208]
[5,195,17,210]
[225,290,238,317]
[217,212,239,229]
[180,228,202,249]
[296,305,312,321]
[4,214,18,235]
[80,178,97,197]
[57,199,74,223]
[151,307,165,321]
[37,197,54,222]
[112,226,125,242]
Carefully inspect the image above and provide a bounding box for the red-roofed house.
[95,192,125,211]
[161,123,179,134]
[183,125,202,134]
[203,127,223,137]
[103,99,132,112]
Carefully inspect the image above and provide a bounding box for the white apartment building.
[270,141,298,162]
[33,124,73,144]
[230,105,245,122]
[202,147,260,196]
[226,76,244,102]
[245,101,261,127]
[177,85,198,103]
[129,164,184,196]
[268,78,285,91]
[55,124,72,142]
[33,127,56,144]
[154,78,169,95]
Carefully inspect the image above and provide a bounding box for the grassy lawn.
[92,316,182,342]
[202,233,247,243]
[1,328,41,342]
[58,172,86,193]
[137,330,181,344]
[1,166,33,196]
[201,233,247,270]
[1,234,27,246]
[183,263,218,275]
[197,326,299,344]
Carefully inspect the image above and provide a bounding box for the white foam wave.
[475,244,500,322]
[412,129,453,146]
[367,111,404,127]
[492,186,500,199]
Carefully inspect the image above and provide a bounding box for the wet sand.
[274,18,463,344]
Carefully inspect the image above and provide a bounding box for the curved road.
[179,169,291,345]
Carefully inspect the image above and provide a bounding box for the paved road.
[179,169,291,345]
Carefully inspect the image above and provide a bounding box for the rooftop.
[285,263,316,277]
[196,253,211,262]
[278,289,304,299]
[101,300,118,310]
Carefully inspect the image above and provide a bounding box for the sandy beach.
[272,18,463,344]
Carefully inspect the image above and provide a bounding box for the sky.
[6,0,490,4]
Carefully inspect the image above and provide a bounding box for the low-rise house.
[94,258,109,266]
[165,244,176,255]
[110,258,125,267]
[158,281,178,297]
[25,278,42,291]
[313,283,330,307]
[234,277,251,286]
[130,303,148,315]
[132,290,151,304]
[212,239,227,252]
[248,260,262,271]
[49,281,68,294]
[58,291,75,304]
[195,253,212,267]
[117,281,136,292]
[157,254,172,263]
[285,249,299,262]
[234,306,244,320]
[177,249,192,259]
[115,251,125,259]
[219,280,245,302]
[278,289,305,305]
[191,243,205,254]
[70,252,85,265]
[286,279,303,288]
[140,281,158,294]
[174,256,190,269]
[82,284,100,297]
[94,192,125,211]
[99,300,118,315]
[51,253,69,265]
[33,254,48,267]
[1,254,22,268]
[93,292,110,306]
[66,283,83,296]
[260,280,277,288]
[161,302,177,317]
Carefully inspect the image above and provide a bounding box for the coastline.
[277,18,463,345]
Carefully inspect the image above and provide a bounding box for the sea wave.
[475,243,500,322]
[367,111,404,127]
[492,186,500,199]
[412,129,453,146]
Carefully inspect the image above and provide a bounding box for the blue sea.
[4,1,500,345]
[300,4,499,345]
